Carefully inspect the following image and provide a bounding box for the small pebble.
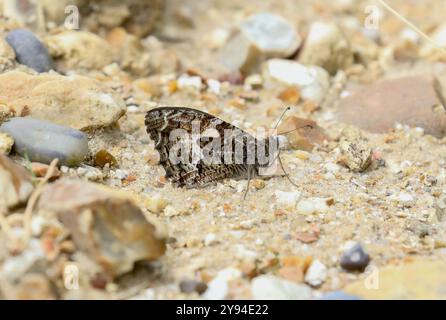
[204,268,241,300]
[6,29,54,73]
[31,162,61,179]
[115,169,129,180]
[145,194,168,214]
[340,243,370,272]
[264,59,330,104]
[179,280,208,295]
[94,150,118,168]
[204,233,218,246]
[0,118,88,166]
[304,260,327,287]
[339,127,372,173]
[319,291,361,300]
[274,190,301,208]
[177,74,203,90]
[296,198,329,215]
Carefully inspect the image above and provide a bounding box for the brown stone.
[296,231,319,244]
[278,87,301,104]
[278,116,330,151]
[277,266,304,283]
[37,180,167,277]
[30,162,61,179]
[337,76,446,138]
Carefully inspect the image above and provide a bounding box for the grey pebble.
[340,243,370,272]
[5,29,54,73]
[179,280,208,295]
[0,117,88,166]
[319,291,361,300]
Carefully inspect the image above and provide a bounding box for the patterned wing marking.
[145,107,255,187]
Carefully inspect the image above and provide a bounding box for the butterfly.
[145,106,307,198]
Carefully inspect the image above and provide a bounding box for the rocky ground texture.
[1,0,446,300]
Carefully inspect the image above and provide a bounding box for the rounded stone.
[0,117,88,166]
[5,29,54,73]
[340,243,370,272]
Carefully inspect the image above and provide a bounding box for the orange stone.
[278,87,301,104]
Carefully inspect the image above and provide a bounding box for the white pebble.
[274,190,301,208]
[207,79,221,94]
[204,233,218,246]
[177,74,203,90]
[203,268,242,300]
[297,198,329,215]
[305,260,327,287]
[115,169,129,180]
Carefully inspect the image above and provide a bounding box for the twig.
[0,159,59,251]
[21,159,59,249]
[377,0,446,55]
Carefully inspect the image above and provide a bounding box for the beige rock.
[37,180,167,277]
[0,38,16,72]
[420,23,446,61]
[220,32,262,75]
[1,0,43,30]
[0,71,125,131]
[344,259,446,299]
[45,31,114,72]
[299,22,353,75]
[221,13,301,74]
[3,0,164,37]
[0,238,55,299]
[1,273,56,300]
[144,194,169,214]
[0,132,14,155]
[106,27,151,77]
[263,59,330,104]
[339,127,372,173]
[0,154,34,209]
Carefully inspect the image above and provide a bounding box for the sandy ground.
[3,0,446,299]
[86,0,446,299]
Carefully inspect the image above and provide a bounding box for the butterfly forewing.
[145,107,276,188]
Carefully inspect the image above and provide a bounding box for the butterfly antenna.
[278,151,299,188]
[278,124,314,136]
[274,107,291,130]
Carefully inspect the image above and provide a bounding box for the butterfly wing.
[145,107,254,187]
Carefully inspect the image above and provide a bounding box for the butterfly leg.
[243,165,254,200]
[278,152,299,188]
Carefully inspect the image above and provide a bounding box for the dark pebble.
[179,280,208,295]
[6,29,54,73]
[340,243,370,272]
